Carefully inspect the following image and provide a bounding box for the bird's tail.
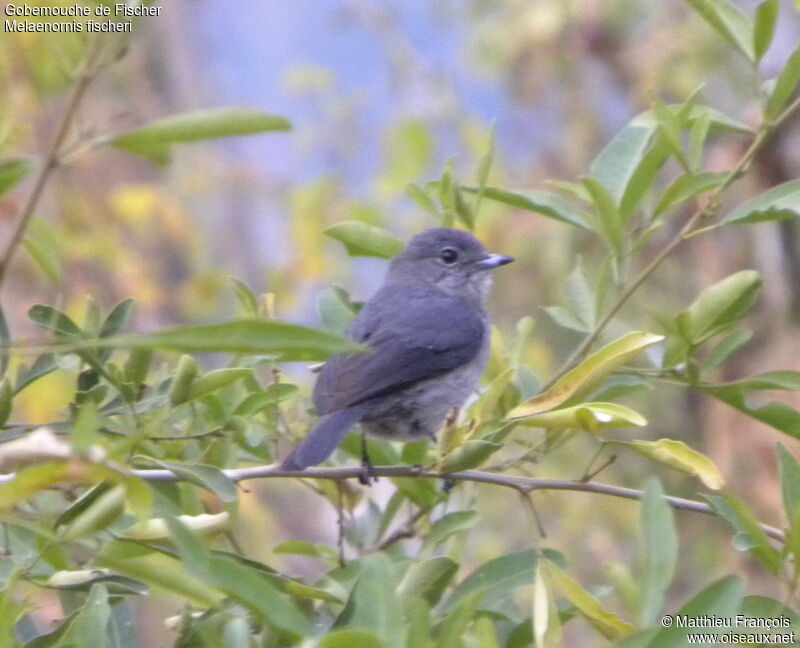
[280,406,366,471]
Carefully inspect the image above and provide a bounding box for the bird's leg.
[359,431,377,485]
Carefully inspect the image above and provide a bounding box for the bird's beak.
[477,253,514,270]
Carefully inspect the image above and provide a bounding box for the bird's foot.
[359,456,378,485]
[359,434,377,485]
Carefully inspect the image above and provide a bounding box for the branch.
[545,94,800,388]
[109,463,784,543]
[0,36,106,288]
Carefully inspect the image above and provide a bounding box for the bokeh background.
[3,0,800,644]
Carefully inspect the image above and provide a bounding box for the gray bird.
[280,227,513,471]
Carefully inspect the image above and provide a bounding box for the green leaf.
[532,559,561,648]
[333,555,403,648]
[439,592,483,648]
[507,331,663,418]
[614,439,725,490]
[703,495,783,572]
[0,156,34,198]
[724,179,800,225]
[397,557,459,606]
[80,319,359,361]
[646,577,744,648]
[709,370,800,391]
[22,218,61,284]
[424,512,480,548]
[634,104,752,134]
[229,277,259,317]
[57,483,126,541]
[0,304,8,379]
[566,260,596,330]
[166,517,312,637]
[544,306,590,333]
[546,561,634,640]
[26,584,111,648]
[209,549,342,603]
[777,443,800,524]
[444,550,537,612]
[320,630,385,648]
[706,383,800,438]
[683,270,762,343]
[652,100,690,172]
[472,367,516,423]
[589,124,657,209]
[686,0,755,61]
[753,0,779,62]
[703,328,753,374]
[655,172,727,216]
[514,402,647,433]
[767,45,800,119]
[317,285,359,334]
[234,384,299,416]
[473,123,496,217]
[471,186,590,230]
[439,440,501,472]
[186,368,252,401]
[405,598,432,648]
[28,304,82,338]
[96,541,222,607]
[639,479,677,626]
[0,378,11,428]
[140,460,238,503]
[112,108,291,164]
[583,177,622,252]
[46,571,149,596]
[121,513,230,542]
[406,183,438,216]
[324,221,404,258]
[688,109,712,170]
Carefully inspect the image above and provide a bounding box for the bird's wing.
[313,287,485,414]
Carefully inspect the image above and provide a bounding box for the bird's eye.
[440,248,459,264]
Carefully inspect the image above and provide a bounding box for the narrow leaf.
[22,218,61,284]
[324,221,404,258]
[0,156,34,198]
[753,0,779,62]
[684,270,762,343]
[546,562,634,640]
[112,108,291,163]
[766,45,800,119]
[724,179,800,225]
[686,0,755,61]
[655,172,727,216]
[514,402,647,433]
[471,186,590,230]
[777,443,800,522]
[77,319,359,361]
[639,479,677,626]
[616,439,725,489]
[508,332,663,418]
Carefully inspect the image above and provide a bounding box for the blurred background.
[3,0,800,644]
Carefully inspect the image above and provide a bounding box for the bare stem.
[0,36,105,288]
[545,94,800,388]
[29,463,778,543]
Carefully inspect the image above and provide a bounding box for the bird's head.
[387,228,513,299]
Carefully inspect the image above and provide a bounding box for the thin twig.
[364,506,430,554]
[0,36,105,288]
[16,463,778,542]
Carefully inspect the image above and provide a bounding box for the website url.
[687,631,797,644]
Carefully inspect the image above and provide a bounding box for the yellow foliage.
[14,370,75,424]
